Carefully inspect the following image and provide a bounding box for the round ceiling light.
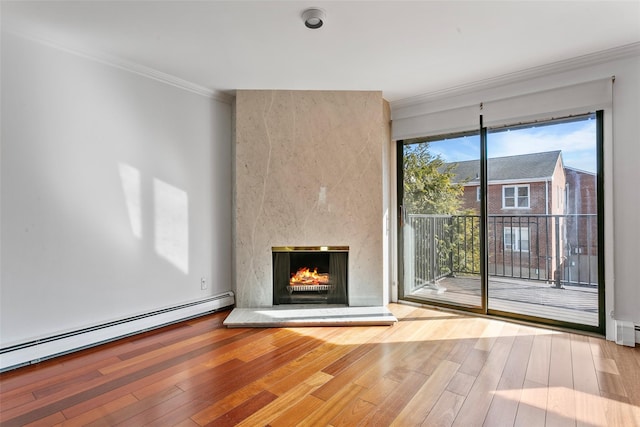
[302,8,325,29]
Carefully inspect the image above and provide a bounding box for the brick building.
[445,151,596,285]
[564,167,598,284]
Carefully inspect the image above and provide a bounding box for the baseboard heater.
[0,291,234,372]
[614,319,638,347]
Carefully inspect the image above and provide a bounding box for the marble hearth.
[233,90,390,308]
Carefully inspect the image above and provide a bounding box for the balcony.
[403,214,599,326]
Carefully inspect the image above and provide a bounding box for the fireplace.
[272,247,348,305]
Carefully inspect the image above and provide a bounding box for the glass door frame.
[396,124,486,316]
[397,111,606,336]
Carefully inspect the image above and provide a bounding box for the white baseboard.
[0,292,234,372]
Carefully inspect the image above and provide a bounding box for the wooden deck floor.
[410,275,599,326]
[1,304,638,426]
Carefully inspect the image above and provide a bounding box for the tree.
[403,142,480,279]
[403,142,463,215]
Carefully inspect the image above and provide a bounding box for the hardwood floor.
[1,303,638,426]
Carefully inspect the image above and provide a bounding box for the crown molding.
[5,28,234,105]
[391,42,640,111]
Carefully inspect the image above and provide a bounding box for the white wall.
[391,47,640,339]
[0,32,233,346]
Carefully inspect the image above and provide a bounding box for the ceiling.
[2,1,639,102]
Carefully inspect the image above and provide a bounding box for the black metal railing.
[405,214,597,289]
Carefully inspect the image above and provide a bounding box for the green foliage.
[403,142,480,279]
[403,143,464,215]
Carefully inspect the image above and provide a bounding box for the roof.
[445,150,562,184]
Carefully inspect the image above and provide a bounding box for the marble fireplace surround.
[233,90,390,308]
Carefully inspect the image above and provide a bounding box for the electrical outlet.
[201,277,207,290]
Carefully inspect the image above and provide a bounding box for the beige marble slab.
[233,90,388,308]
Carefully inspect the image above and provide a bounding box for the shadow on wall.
[118,162,189,274]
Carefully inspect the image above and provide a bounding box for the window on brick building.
[504,226,529,252]
[502,185,529,208]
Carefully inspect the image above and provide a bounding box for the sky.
[426,114,598,173]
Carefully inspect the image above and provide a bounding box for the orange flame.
[289,267,329,286]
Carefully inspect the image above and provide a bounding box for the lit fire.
[289,267,329,286]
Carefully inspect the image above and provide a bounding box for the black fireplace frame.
[272,246,349,305]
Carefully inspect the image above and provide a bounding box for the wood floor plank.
[514,379,548,427]
[365,368,429,425]
[193,331,344,424]
[390,359,460,426]
[446,371,475,397]
[23,410,66,427]
[175,335,311,392]
[56,394,139,427]
[298,382,365,426]
[98,328,250,375]
[422,390,466,427]
[0,356,121,403]
[600,340,640,408]
[474,318,505,352]
[130,358,214,401]
[452,329,517,426]
[250,326,352,394]
[172,334,325,415]
[593,355,621,375]
[0,332,256,425]
[313,342,391,401]
[321,340,375,377]
[83,385,184,426]
[265,342,352,396]
[119,389,211,427]
[357,376,401,406]
[268,394,325,427]
[483,327,535,427]
[2,305,639,427]
[545,332,576,427]
[59,385,139,421]
[189,382,264,425]
[525,329,552,386]
[116,342,166,361]
[329,397,375,427]
[173,418,200,427]
[599,391,640,427]
[231,371,333,427]
[0,337,153,394]
[353,321,437,389]
[203,389,278,427]
[33,370,103,400]
[0,390,36,412]
[571,334,608,426]
[446,318,484,363]
[595,370,628,400]
[383,313,465,383]
[458,348,490,377]
[202,327,295,366]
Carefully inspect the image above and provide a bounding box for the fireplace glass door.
[273,248,348,305]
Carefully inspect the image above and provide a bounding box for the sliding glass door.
[398,112,604,332]
[400,131,483,311]
[485,114,602,327]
